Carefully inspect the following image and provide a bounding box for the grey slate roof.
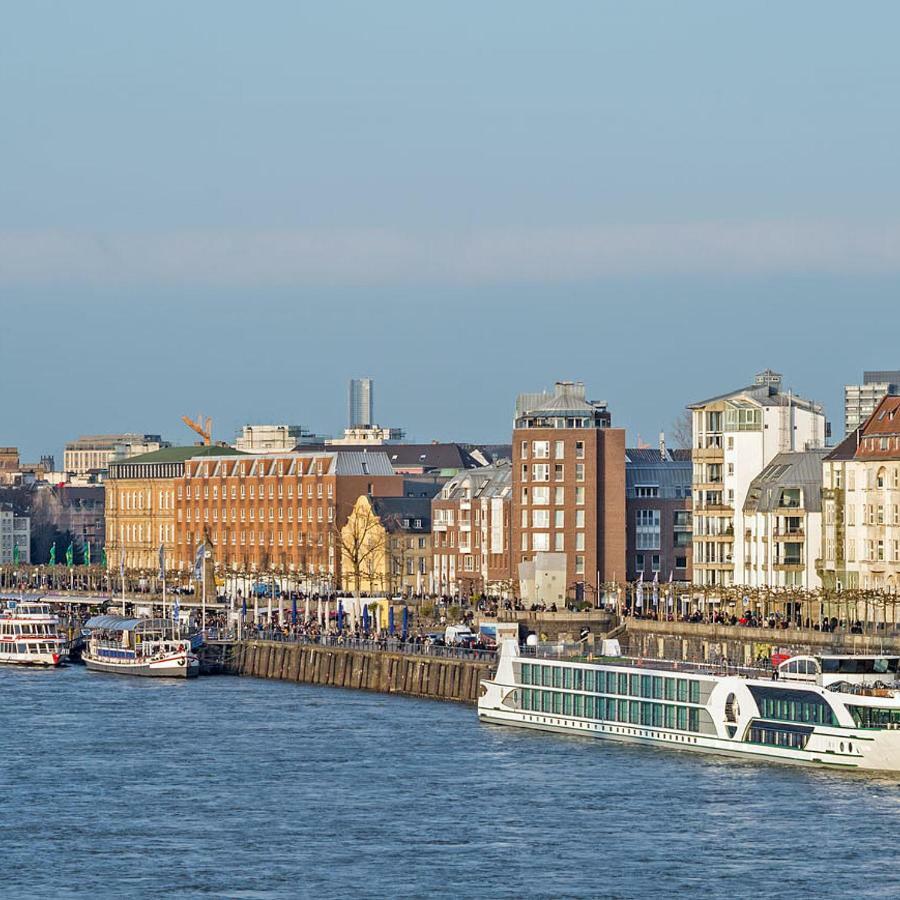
[331,452,394,476]
[742,449,829,515]
[371,496,433,531]
[439,459,513,501]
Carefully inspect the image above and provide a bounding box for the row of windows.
[520,440,586,460]
[755,696,837,726]
[520,664,702,704]
[520,689,701,732]
[179,482,334,501]
[520,486,586,506]
[180,506,334,524]
[521,464,586,483]
[847,706,900,728]
[746,723,810,750]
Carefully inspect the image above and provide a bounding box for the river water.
[3,666,899,899]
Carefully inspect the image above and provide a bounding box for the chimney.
[659,431,666,460]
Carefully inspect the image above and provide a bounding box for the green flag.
[101,547,107,568]
[49,543,56,566]
[66,542,74,567]
[12,542,19,565]
[84,542,91,566]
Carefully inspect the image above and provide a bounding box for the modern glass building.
[349,378,374,428]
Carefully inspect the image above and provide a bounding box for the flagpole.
[121,556,126,616]
[201,548,207,639]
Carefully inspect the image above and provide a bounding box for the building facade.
[820,395,900,593]
[742,449,827,590]
[0,448,20,486]
[512,382,625,601]
[689,370,826,587]
[844,370,900,435]
[234,424,324,453]
[105,446,239,572]
[432,460,513,596]
[65,433,171,477]
[0,504,30,564]
[172,451,403,586]
[625,445,692,583]
[341,494,433,595]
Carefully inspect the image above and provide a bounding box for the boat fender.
[178,658,185,666]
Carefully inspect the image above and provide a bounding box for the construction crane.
[182,413,213,446]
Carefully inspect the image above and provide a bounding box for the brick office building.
[512,382,626,602]
[173,450,403,586]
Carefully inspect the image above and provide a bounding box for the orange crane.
[182,413,213,446]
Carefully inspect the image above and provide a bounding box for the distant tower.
[349,378,374,428]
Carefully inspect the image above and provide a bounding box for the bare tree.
[338,498,386,596]
[670,409,693,450]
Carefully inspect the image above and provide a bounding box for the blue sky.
[2,2,899,460]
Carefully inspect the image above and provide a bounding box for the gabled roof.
[370,496,433,531]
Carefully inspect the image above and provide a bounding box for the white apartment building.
[689,370,826,587]
[64,434,169,476]
[844,370,900,435]
[0,505,30,564]
[233,424,322,453]
[742,449,827,590]
[821,395,900,594]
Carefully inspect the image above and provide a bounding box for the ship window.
[677,679,689,702]
[522,688,530,709]
[640,675,652,697]
[606,699,616,722]
[520,664,530,685]
[552,693,562,715]
[574,694,583,717]
[573,669,583,691]
[618,673,628,695]
[629,701,640,724]
[847,706,900,728]
[618,700,628,721]
[629,674,640,696]
[690,681,701,704]
[652,677,663,699]
[652,704,664,727]
[564,668,573,689]
[542,692,551,713]
[641,703,653,726]
[563,693,573,715]
[553,667,563,689]
[677,707,688,730]
[584,670,595,692]
[665,678,676,701]
[542,667,552,687]
[586,696,596,718]
[665,706,676,728]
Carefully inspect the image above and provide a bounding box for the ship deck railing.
[520,643,771,679]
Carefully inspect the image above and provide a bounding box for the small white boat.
[479,641,900,772]
[0,601,66,667]
[82,615,199,678]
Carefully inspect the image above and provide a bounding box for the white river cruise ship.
[478,641,900,772]
[0,601,66,667]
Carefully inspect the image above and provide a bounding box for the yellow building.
[106,446,239,572]
[340,494,433,596]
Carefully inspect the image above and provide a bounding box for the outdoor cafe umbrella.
[362,603,370,632]
[241,597,247,620]
[304,596,311,621]
[401,605,409,640]
[291,596,298,626]
[388,606,395,635]
[337,601,344,632]
[317,597,323,626]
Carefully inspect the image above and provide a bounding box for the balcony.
[773,529,805,540]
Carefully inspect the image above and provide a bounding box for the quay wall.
[619,619,900,665]
[204,640,494,705]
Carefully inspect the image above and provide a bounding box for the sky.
[2,1,900,461]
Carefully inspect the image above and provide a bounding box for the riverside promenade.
[201,634,496,704]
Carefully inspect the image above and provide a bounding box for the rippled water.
[2,665,900,899]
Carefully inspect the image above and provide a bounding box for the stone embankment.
[201,639,494,704]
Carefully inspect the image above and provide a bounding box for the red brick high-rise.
[512,382,625,601]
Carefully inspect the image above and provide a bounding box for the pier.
[201,636,495,704]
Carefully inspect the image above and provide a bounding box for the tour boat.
[478,641,900,772]
[82,615,199,678]
[0,601,67,667]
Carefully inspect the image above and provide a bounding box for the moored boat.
[0,601,66,667]
[478,641,900,772]
[82,615,199,678]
